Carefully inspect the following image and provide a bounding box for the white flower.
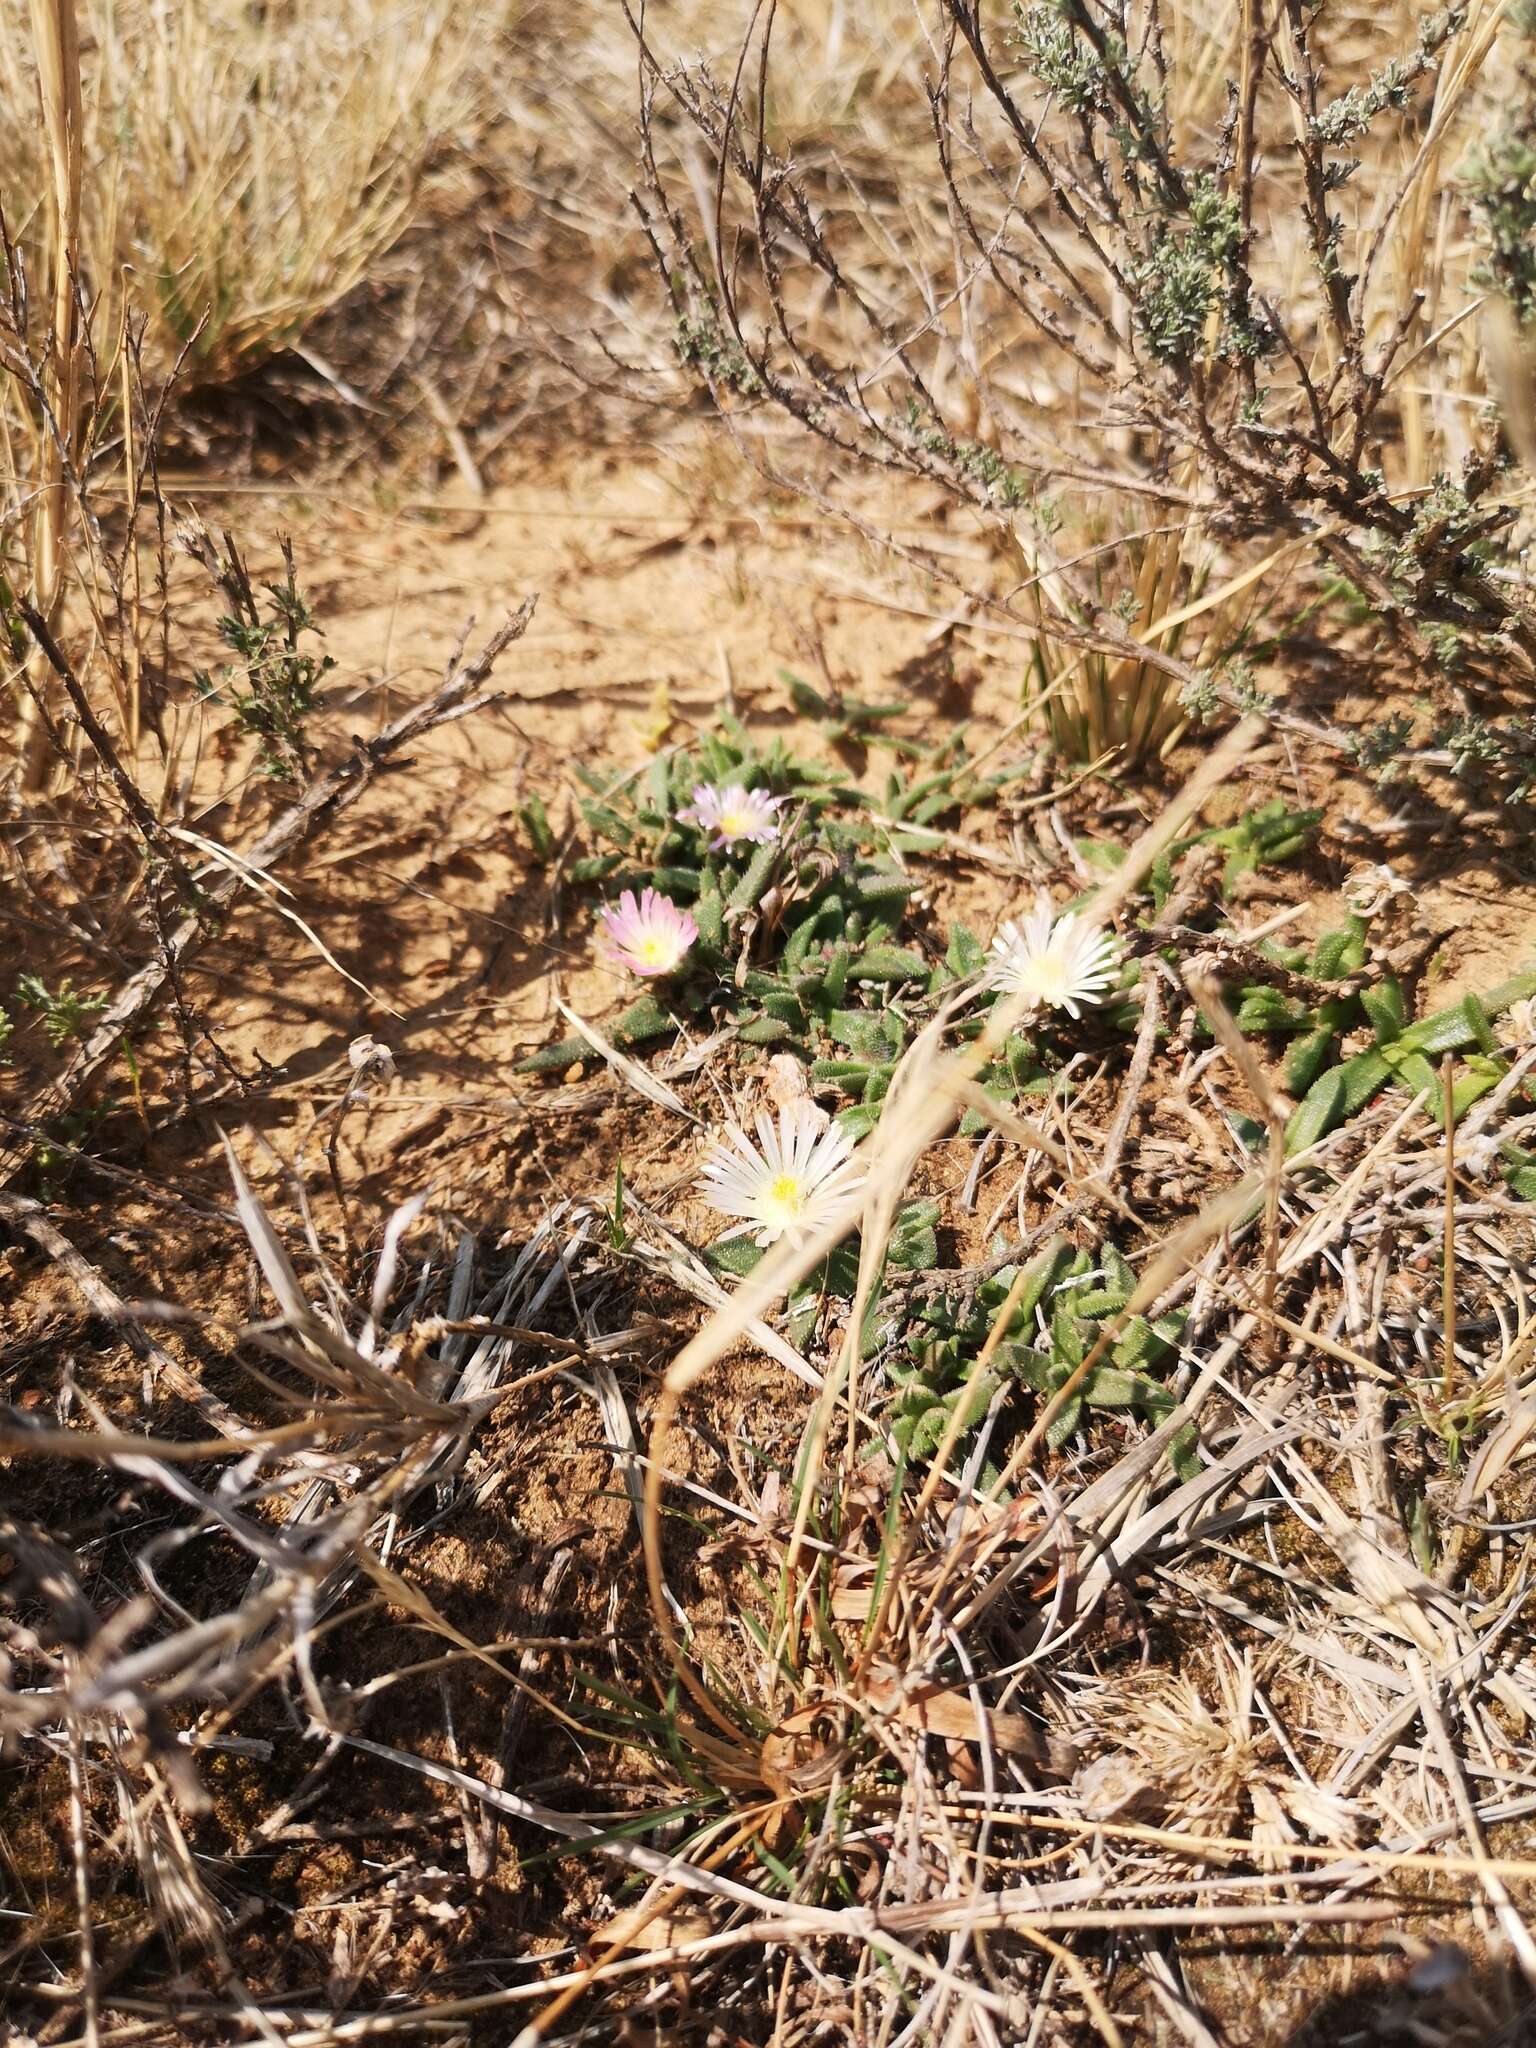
[678,781,786,850]
[987,890,1121,1018]
[696,1101,866,1246]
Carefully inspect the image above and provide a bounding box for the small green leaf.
[1285,1048,1390,1152]
[1045,1394,1085,1450]
[1018,1241,1069,1325]
[518,794,555,862]
[706,1236,765,1279]
[1285,1023,1338,1096]
[836,1102,884,1139]
[579,800,633,848]
[1463,994,1499,1058]
[782,669,830,718]
[782,909,822,974]
[805,1243,862,1299]
[1101,1243,1136,1302]
[1439,1053,1507,1126]
[889,1199,941,1272]
[853,867,912,915]
[568,853,624,884]
[997,1342,1054,1391]
[1110,1311,1182,1371]
[1236,984,1311,1034]
[1398,991,1501,1059]
[1003,1034,1040,1086]
[851,946,928,984]
[810,1058,876,1086]
[648,865,701,900]
[694,886,725,947]
[1168,1424,1202,1483]
[1284,1062,1351,1153]
[1360,978,1405,1043]
[1501,1144,1536,1201]
[1311,916,1367,979]
[512,1034,589,1075]
[612,995,675,1044]
[728,841,780,913]
[1051,1304,1085,1368]
[740,1014,796,1045]
[946,924,989,979]
[829,1009,900,1058]
[1082,1366,1143,1409]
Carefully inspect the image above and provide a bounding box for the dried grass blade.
[555,997,693,1119]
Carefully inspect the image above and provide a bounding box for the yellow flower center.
[756,1171,807,1234]
[636,931,676,968]
[719,807,754,838]
[1016,949,1071,1006]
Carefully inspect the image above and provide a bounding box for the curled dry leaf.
[588,1898,713,1956]
[1073,1751,1163,1823]
[862,1671,1078,1776]
[760,1700,849,1800]
[764,1049,812,1109]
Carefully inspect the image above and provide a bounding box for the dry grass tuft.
[0,0,498,385]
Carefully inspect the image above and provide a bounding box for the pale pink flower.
[598,887,698,978]
[678,781,786,850]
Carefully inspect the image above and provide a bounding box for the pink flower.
[678,781,786,851]
[598,887,699,978]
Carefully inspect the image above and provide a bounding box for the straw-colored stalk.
[1013,488,1237,770]
[1017,517,1197,768]
[1167,0,1245,132]
[16,0,82,788]
[1015,500,1318,771]
[1386,0,1507,487]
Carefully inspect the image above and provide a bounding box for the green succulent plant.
[888,1239,1199,1483]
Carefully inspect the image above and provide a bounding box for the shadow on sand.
[1280,1948,1536,2046]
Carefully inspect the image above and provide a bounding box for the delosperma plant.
[530,718,1536,1168]
[505,706,1536,1506]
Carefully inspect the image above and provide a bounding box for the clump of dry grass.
[0,0,518,779]
[1013,495,1285,765]
[0,0,499,386]
[1073,1652,1360,1857]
